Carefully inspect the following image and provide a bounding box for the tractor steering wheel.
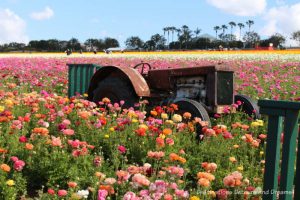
[133,62,152,75]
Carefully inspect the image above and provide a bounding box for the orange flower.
[102,97,111,104]
[25,143,34,150]
[99,185,115,195]
[198,178,210,187]
[32,127,49,136]
[162,128,172,135]
[183,112,192,119]
[169,153,186,163]
[245,134,254,143]
[68,181,77,188]
[150,110,158,116]
[78,111,91,119]
[197,172,215,181]
[0,164,11,172]
[0,148,8,154]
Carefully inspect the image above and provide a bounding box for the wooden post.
[258,100,300,200]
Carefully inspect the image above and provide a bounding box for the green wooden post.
[258,100,300,200]
[295,124,300,199]
[279,110,299,200]
[262,115,283,200]
[67,64,102,97]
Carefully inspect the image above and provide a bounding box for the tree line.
[1,20,300,52]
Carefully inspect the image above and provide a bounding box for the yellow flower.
[161,113,168,119]
[172,114,182,123]
[104,134,109,138]
[159,134,166,139]
[233,144,239,149]
[0,106,4,112]
[237,166,244,171]
[83,93,88,97]
[260,151,264,156]
[132,119,138,123]
[5,99,13,107]
[207,191,216,198]
[139,124,148,131]
[251,119,264,128]
[229,157,237,163]
[165,120,174,125]
[109,127,115,132]
[6,180,15,186]
[190,196,200,200]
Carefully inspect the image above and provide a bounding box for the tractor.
[68,62,260,124]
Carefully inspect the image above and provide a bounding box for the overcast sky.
[0,0,300,46]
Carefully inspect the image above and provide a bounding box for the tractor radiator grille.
[217,72,233,105]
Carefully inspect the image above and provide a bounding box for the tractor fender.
[87,66,150,100]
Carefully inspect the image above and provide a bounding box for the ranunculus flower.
[118,145,127,154]
[47,188,55,195]
[19,135,27,143]
[10,156,19,162]
[13,160,25,171]
[0,164,11,172]
[63,129,75,136]
[97,189,108,200]
[57,189,67,197]
[68,181,77,188]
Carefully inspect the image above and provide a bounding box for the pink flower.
[19,136,27,143]
[63,129,74,136]
[118,145,127,154]
[216,189,229,199]
[68,139,80,148]
[222,131,233,139]
[132,173,150,187]
[57,189,67,197]
[14,160,25,171]
[10,156,19,162]
[47,188,55,195]
[62,119,71,126]
[123,192,137,200]
[104,178,117,185]
[166,138,174,146]
[98,189,108,200]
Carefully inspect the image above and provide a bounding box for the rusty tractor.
[68,62,260,124]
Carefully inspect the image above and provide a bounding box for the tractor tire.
[92,77,138,108]
[234,94,260,119]
[173,98,211,124]
[173,98,210,140]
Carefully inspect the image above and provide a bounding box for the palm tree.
[237,23,245,40]
[228,22,236,41]
[176,28,182,49]
[221,25,228,35]
[246,20,254,32]
[213,26,221,39]
[169,26,176,43]
[163,27,168,37]
[194,28,201,38]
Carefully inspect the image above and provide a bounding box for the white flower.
[77,190,89,198]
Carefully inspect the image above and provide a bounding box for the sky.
[0,0,300,47]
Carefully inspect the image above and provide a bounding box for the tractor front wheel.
[173,98,210,140]
[234,94,260,119]
[92,77,138,107]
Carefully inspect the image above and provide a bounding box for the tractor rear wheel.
[234,94,260,119]
[92,77,138,107]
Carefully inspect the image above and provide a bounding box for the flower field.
[0,52,299,199]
